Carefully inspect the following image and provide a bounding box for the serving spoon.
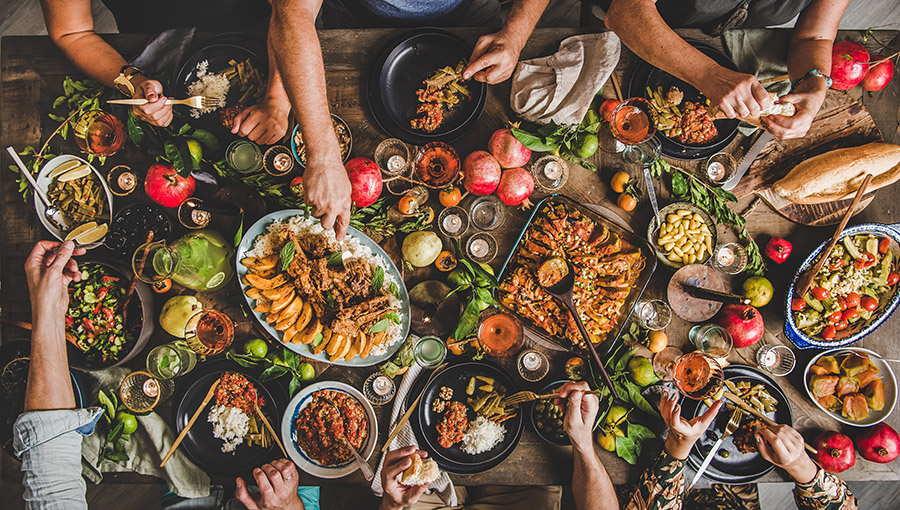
[323,401,374,481]
[6,147,70,232]
[538,257,620,400]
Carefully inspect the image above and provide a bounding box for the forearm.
[788,0,848,81]
[264,26,291,109]
[572,445,617,510]
[51,32,127,88]
[25,317,75,412]
[502,0,551,50]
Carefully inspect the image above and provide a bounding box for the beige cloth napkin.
[511,33,621,125]
[370,361,457,506]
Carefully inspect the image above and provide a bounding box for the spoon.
[538,256,620,400]
[324,401,374,481]
[6,146,70,232]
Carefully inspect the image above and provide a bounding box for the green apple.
[159,295,203,338]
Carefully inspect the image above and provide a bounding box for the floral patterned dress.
[623,450,859,510]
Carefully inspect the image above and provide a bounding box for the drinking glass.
[414,142,459,188]
[184,309,235,356]
[634,299,672,330]
[146,342,197,380]
[225,140,263,174]
[413,335,447,368]
[756,344,796,376]
[73,110,126,156]
[466,232,498,263]
[609,97,660,166]
[476,309,524,358]
[672,352,724,400]
[119,370,174,413]
[689,324,733,359]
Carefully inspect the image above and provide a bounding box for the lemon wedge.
[74,223,109,245]
[57,165,92,182]
[47,160,83,180]
[64,221,98,241]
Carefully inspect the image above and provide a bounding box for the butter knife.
[721,130,774,191]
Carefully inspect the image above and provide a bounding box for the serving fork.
[688,407,743,489]
[107,95,225,109]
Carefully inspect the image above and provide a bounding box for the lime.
[244,338,269,359]
[186,139,203,169]
[574,133,599,159]
[206,271,226,289]
[191,129,221,151]
[116,413,138,435]
[742,276,774,307]
[627,356,660,387]
[447,268,471,289]
[298,362,316,381]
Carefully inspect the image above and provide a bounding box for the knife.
[721,130,774,191]
[689,434,726,490]
[684,277,751,305]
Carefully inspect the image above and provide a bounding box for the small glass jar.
[225,140,263,174]
[437,206,470,238]
[712,242,748,275]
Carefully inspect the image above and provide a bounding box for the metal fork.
[688,407,743,489]
[106,96,224,109]
[505,389,603,407]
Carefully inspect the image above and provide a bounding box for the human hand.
[235,459,303,510]
[761,79,827,139]
[231,97,291,145]
[25,241,86,323]
[756,424,818,484]
[131,77,173,127]
[699,66,772,119]
[380,446,431,510]
[463,30,523,84]
[303,150,352,241]
[555,381,600,453]
[660,393,722,460]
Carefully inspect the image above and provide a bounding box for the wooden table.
[2,28,899,491]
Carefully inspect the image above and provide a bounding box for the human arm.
[269,0,351,240]
[40,0,173,126]
[235,459,304,510]
[756,425,858,510]
[555,382,617,510]
[230,25,292,145]
[379,446,431,510]
[462,0,549,84]
[604,0,771,118]
[761,0,850,139]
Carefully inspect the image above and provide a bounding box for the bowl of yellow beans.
[647,202,717,269]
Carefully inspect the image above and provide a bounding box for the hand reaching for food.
[303,153,352,241]
[463,31,522,84]
[25,240,87,323]
[756,424,819,484]
[660,392,722,460]
[231,97,291,145]
[380,447,432,510]
[761,79,828,139]
[235,459,303,510]
[555,381,599,452]
[700,66,772,119]
[131,77,173,127]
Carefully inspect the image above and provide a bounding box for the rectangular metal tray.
[495,194,657,355]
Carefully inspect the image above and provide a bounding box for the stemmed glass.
[609,97,660,166]
[672,351,724,400]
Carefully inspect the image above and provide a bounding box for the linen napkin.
[370,360,458,506]
[511,33,621,125]
[79,367,211,498]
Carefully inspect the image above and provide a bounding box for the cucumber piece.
[804,294,824,312]
[843,236,863,259]
[866,238,880,257]
[795,310,822,329]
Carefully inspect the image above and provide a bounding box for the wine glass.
[672,352,724,400]
[609,98,661,166]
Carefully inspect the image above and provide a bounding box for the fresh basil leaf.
[259,365,289,382]
[369,318,391,333]
[280,242,295,271]
[387,281,402,300]
[615,435,638,465]
[371,266,385,293]
[326,251,343,266]
[310,333,324,347]
[385,312,401,324]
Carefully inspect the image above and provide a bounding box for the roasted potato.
[296,318,322,344]
[313,328,332,355]
[240,255,279,272]
[270,289,295,314]
[245,273,288,290]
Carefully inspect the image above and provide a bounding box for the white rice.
[460,416,506,455]
[245,214,404,355]
[208,404,249,453]
[187,59,229,118]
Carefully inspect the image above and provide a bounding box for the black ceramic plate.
[172,359,286,476]
[367,29,487,145]
[529,380,570,445]
[408,360,523,474]
[681,365,793,484]
[173,36,267,141]
[108,203,172,259]
[628,41,740,160]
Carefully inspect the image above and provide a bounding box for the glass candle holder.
[756,344,796,376]
[712,242,748,275]
[705,152,737,186]
[374,138,411,176]
[466,232,498,263]
[517,349,550,382]
[469,195,506,231]
[363,373,397,405]
[438,206,470,238]
[532,155,569,191]
[107,165,138,196]
[177,198,211,229]
[264,145,295,176]
[119,370,174,413]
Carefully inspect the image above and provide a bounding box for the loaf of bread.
[772,142,900,204]
[400,453,439,486]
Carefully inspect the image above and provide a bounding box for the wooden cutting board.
[731,90,883,226]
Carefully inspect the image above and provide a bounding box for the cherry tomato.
[828,258,844,270]
[822,325,836,339]
[887,272,899,285]
[860,296,878,312]
[854,252,876,269]
[878,237,891,254]
[828,311,843,323]
[842,308,859,321]
[791,298,806,311]
[811,286,830,301]
[835,320,849,331]
[845,292,861,308]
[838,298,848,311]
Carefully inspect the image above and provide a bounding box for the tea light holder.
[264,145,295,176]
[712,242,748,275]
[755,344,796,376]
[107,165,138,196]
[374,138,411,177]
[438,206,470,238]
[469,195,506,231]
[119,370,174,413]
[363,373,397,405]
[532,156,569,191]
[517,349,550,382]
[705,152,737,186]
[466,232,498,263]
[177,197,211,229]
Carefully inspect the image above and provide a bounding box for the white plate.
[35,154,114,248]
[803,347,897,426]
[280,381,378,479]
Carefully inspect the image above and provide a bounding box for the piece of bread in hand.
[400,453,440,486]
[712,92,796,128]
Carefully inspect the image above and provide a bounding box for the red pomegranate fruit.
[716,304,764,348]
[831,41,870,90]
[862,56,895,92]
[488,128,532,169]
[344,157,382,207]
[855,423,900,464]
[497,168,535,208]
[462,150,502,195]
[813,430,856,473]
[144,162,196,208]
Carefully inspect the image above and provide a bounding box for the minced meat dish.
[732,418,766,454]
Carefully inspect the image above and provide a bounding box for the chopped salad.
[792,234,899,341]
[66,263,137,363]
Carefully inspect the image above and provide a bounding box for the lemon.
[597,429,616,451]
[628,356,660,387]
[74,223,108,245]
[48,160,83,179]
[57,165,92,182]
[65,221,99,241]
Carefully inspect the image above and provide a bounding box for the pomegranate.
[830,41,870,90]
[855,423,900,464]
[344,157,382,207]
[462,150,501,195]
[715,304,764,348]
[488,128,532,169]
[144,162,195,208]
[812,430,856,473]
[862,56,895,92]
[497,167,534,208]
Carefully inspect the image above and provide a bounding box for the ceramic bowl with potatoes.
[647,202,717,270]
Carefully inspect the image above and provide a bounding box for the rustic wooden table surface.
[2,28,899,490]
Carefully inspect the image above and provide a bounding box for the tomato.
[289,176,304,197]
[853,252,876,269]
[845,292,861,308]
[791,298,806,311]
[611,171,630,193]
[838,298,848,311]
[822,325,836,339]
[888,272,899,285]
[811,286,830,301]
[860,296,878,312]
[439,186,462,207]
[835,320,849,331]
[842,308,859,321]
[828,311,843,323]
[878,237,891,254]
[828,258,844,270]
[617,193,637,212]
